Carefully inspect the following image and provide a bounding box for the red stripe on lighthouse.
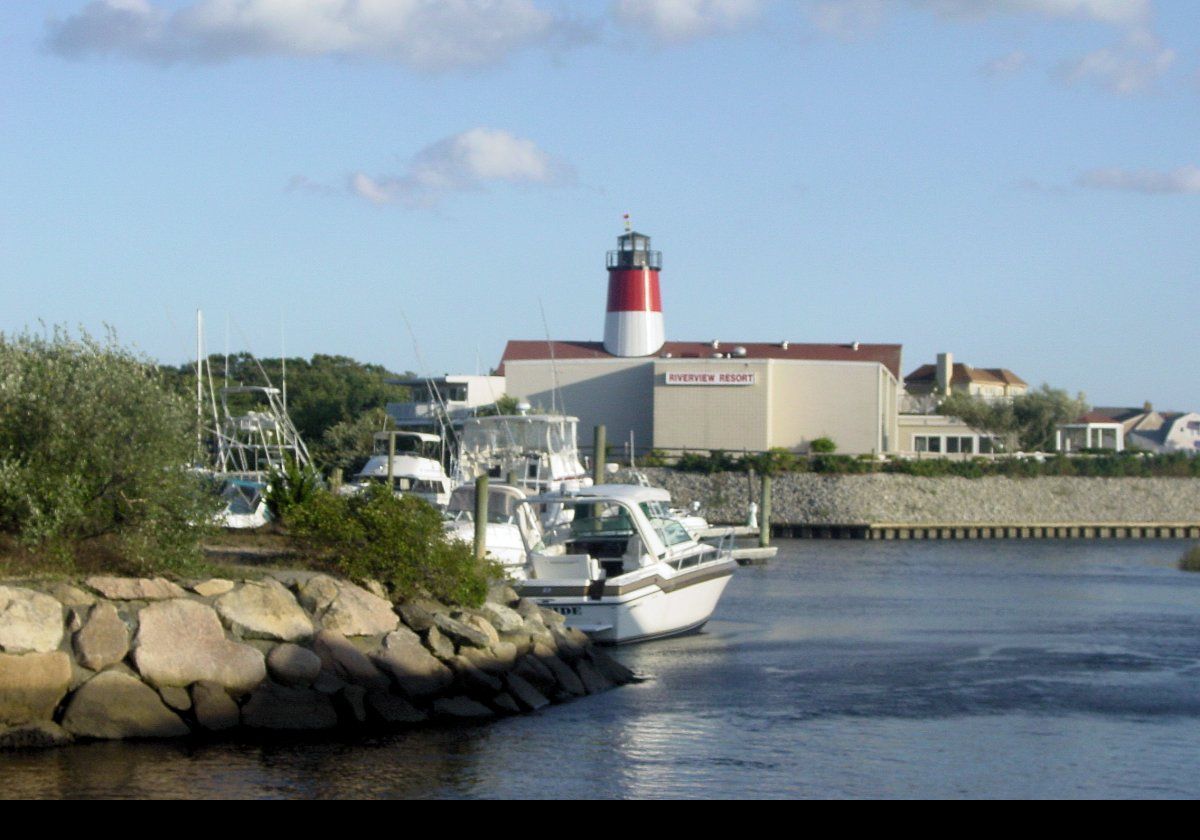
[606,269,662,312]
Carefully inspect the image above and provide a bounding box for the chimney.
[936,352,953,396]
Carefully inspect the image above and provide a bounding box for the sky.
[3,0,1198,410]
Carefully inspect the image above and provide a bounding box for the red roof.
[499,340,903,378]
[905,363,1027,388]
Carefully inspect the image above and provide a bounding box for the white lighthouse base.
[604,311,665,358]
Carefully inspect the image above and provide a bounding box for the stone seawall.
[623,469,1200,527]
[0,573,633,750]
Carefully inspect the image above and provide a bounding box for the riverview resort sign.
[664,371,757,386]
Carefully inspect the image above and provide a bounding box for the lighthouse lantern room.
[603,229,665,357]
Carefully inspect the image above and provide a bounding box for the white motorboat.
[513,484,738,645]
[457,414,592,495]
[350,431,454,507]
[443,483,540,577]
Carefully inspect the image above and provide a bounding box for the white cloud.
[982,48,1029,76]
[47,0,568,71]
[1059,29,1174,95]
[613,0,763,43]
[808,0,886,40]
[915,0,1150,25]
[349,128,574,207]
[1077,165,1200,194]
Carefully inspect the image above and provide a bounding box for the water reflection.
[5,539,1200,798]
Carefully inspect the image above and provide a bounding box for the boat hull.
[518,560,736,645]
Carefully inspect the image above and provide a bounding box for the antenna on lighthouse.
[603,223,665,357]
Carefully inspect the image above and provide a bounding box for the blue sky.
[3,1,1198,410]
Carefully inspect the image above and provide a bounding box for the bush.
[285,485,499,606]
[809,437,837,454]
[0,327,216,571]
[265,456,323,519]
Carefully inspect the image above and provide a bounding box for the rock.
[266,643,322,687]
[361,579,389,601]
[61,671,190,739]
[0,586,64,654]
[504,673,550,712]
[462,613,500,647]
[479,602,524,634]
[491,692,521,715]
[459,644,516,676]
[215,579,313,642]
[133,599,266,694]
[0,721,73,750]
[297,575,398,637]
[313,630,390,690]
[550,624,589,662]
[587,647,636,685]
[158,685,192,712]
[538,606,567,626]
[513,654,558,694]
[533,643,586,697]
[366,691,427,725]
[486,583,520,607]
[432,612,491,650]
[396,600,436,633]
[191,578,236,598]
[337,685,368,724]
[191,682,240,731]
[500,632,535,658]
[242,683,338,731]
[67,608,85,634]
[372,630,454,699]
[43,583,94,608]
[0,652,72,726]
[424,625,456,660]
[73,602,129,670]
[575,659,612,695]
[451,655,503,695]
[85,576,187,601]
[515,598,543,621]
[432,696,494,720]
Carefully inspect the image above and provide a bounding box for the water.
[5,539,1200,799]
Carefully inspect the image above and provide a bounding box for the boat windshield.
[568,502,635,538]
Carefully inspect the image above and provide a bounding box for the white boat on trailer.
[513,484,737,645]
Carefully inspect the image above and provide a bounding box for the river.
[5,538,1200,798]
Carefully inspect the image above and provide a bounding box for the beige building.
[904,352,1027,409]
[500,340,902,456]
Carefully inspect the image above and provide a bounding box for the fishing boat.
[456,414,591,495]
[513,484,738,644]
[443,483,540,577]
[348,430,454,507]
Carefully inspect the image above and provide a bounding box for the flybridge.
[665,371,757,386]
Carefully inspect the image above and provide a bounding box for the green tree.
[160,353,413,446]
[286,485,499,606]
[314,407,392,475]
[0,327,216,569]
[940,385,1087,452]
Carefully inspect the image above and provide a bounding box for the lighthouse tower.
[603,229,665,357]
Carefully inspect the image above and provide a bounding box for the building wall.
[508,356,899,456]
[896,414,997,455]
[652,359,771,452]
[766,361,891,454]
[503,358,654,453]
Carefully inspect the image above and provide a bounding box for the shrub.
[285,485,499,606]
[265,456,323,519]
[0,327,216,571]
[809,437,837,454]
